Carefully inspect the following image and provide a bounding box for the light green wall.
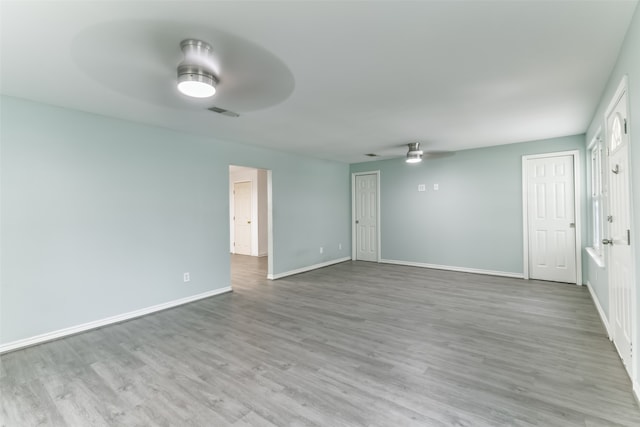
[351,135,587,276]
[0,96,350,345]
[585,2,640,388]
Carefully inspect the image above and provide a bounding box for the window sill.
[586,247,606,268]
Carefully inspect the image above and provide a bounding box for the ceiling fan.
[70,21,295,115]
[365,142,454,162]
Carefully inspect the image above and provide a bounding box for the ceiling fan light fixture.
[177,65,217,98]
[177,39,218,98]
[406,142,423,163]
[406,154,422,163]
[180,39,213,59]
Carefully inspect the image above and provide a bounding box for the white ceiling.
[1,1,637,163]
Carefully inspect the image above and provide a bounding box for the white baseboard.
[0,286,232,354]
[586,281,611,339]
[268,257,351,280]
[634,380,640,406]
[380,259,524,279]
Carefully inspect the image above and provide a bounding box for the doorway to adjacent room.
[229,165,272,285]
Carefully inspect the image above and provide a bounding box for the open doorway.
[229,165,272,288]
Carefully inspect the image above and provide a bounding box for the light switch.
[418,184,426,192]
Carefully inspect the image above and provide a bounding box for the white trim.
[522,150,582,285]
[267,257,351,280]
[605,75,628,117]
[522,156,530,279]
[574,151,583,286]
[0,287,232,354]
[376,171,381,262]
[267,169,274,279]
[586,247,606,268]
[587,126,603,150]
[634,380,640,406]
[380,259,523,279]
[586,281,611,339]
[351,171,381,262]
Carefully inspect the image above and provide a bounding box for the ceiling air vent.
[207,106,240,117]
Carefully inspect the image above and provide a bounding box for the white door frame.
[351,171,381,262]
[604,75,637,388]
[267,170,274,280]
[228,166,274,280]
[522,150,582,285]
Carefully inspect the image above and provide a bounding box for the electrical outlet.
[339,243,342,250]
[183,272,190,282]
[433,183,439,190]
[418,184,426,192]
[319,247,324,254]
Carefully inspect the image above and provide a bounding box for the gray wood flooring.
[2,256,639,426]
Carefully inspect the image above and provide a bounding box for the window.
[610,114,623,151]
[588,132,605,266]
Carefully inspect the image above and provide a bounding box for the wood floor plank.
[1,255,639,426]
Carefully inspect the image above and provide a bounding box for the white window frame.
[586,129,606,268]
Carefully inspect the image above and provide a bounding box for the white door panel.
[607,90,633,376]
[355,173,378,262]
[526,155,577,283]
[234,181,252,255]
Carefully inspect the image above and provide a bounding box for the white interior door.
[234,181,252,255]
[606,90,633,376]
[355,173,378,262]
[526,155,577,283]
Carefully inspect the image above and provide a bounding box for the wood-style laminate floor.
[2,256,639,426]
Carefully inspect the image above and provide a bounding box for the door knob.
[602,238,613,245]
[247,220,251,224]
[355,220,359,224]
